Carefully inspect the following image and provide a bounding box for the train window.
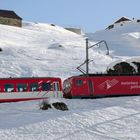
[42,83,51,91]
[57,83,60,91]
[29,83,38,91]
[53,82,60,91]
[63,82,70,89]
[76,79,83,86]
[16,84,26,92]
[4,84,14,92]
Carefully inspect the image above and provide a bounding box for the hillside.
[0,22,113,78]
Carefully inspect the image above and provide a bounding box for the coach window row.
[16,84,26,92]
[3,82,51,92]
[29,83,38,91]
[4,84,14,92]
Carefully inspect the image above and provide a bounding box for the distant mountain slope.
[86,21,140,56]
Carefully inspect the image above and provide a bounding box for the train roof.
[80,73,140,77]
[66,73,140,79]
[0,77,61,80]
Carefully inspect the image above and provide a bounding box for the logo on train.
[98,79,119,90]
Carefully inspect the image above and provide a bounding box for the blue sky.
[1,0,140,32]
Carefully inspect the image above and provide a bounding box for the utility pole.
[86,38,89,76]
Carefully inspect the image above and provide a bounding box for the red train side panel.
[63,75,140,98]
[0,77,63,102]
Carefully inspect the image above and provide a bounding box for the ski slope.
[0,20,140,140]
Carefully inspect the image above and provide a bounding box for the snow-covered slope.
[87,20,140,56]
[0,22,83,78]
[0,22,113,78]
[0,21,140,140]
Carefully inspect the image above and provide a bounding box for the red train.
[63,74,140,98]
[1,74,140,102]
[0,77,62,102]
[2,40,139,102]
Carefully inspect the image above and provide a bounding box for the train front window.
[29,83,38,91]
[4,84,14,92]
[16,84,26,92]
[63,82,70,89]
[76,79,83,86]
[63,83,66,89]
[42,83,51,91]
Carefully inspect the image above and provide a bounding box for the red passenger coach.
[0,77,62,102]
[63,74,140,98]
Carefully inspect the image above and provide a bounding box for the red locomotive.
[63,74,140,98]
[0,77,62,102]
[63,39,140,99]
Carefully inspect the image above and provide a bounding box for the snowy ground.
[0,96,140,140]
[0,20,140,139]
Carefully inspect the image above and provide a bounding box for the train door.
[87,79,94,97]
[53,82,60,97]
[74,78,90,98]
